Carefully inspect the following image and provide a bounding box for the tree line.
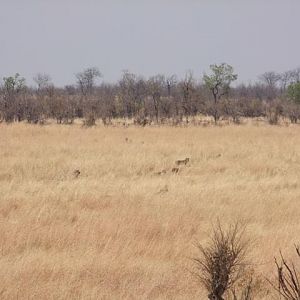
[1,64,300,126]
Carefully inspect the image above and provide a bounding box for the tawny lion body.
[175,157,190,166]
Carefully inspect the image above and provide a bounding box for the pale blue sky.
[0,0,299,86]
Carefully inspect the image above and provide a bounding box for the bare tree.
[76,67,102,96]
[166,74,177,97]
[180,71,196,123]
[260,71,281,88]
[98,83,117,125]
[33,73,52,91]
[75,67,102,126]
[259,71,280,100]
[118,71,147,119]
[280,71,294,93]
[147,74,165,123]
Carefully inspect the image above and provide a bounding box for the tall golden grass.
[1,122,300,299]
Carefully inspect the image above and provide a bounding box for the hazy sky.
[0,0,300,86]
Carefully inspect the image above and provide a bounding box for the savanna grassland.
[1,122,300,299]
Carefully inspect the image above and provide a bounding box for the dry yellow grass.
[1,122,300,299]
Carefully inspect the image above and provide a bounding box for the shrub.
[193,221,249,300]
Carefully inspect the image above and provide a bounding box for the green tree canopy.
[203,63,238,101]
[203,63,238,123]
[3,73,26,97]
[287,82,300,104]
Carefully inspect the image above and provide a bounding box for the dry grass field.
[1,122,300,299]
